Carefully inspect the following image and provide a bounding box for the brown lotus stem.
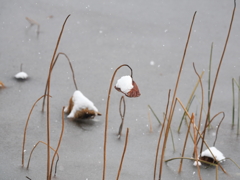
[49,107,65,178]
[193,63,204,144]
[192,117,202,180]
[46,14,70,180]
[116,128,129,180]
[202,0,236,154]
[178,113,194,173]
[103,64,133,180]
[27,141,59,170]
[22,95,51,167]
[118,96,126,138]
[153,89,171,180]
[42,52,78,111]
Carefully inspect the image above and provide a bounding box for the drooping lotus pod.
[115,75,140,98]
[64,90,101,119]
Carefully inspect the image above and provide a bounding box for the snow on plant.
[193,147,225,166]
[15,64,28,79]
[64,90,101,119]
[115,75,140,98]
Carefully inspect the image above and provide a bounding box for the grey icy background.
[0,0,240,179]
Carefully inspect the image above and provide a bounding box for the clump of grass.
[155,10,197,180]
[155,1,237,179]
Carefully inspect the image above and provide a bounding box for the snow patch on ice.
[15,72,28,79]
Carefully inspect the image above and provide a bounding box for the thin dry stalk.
[208,42,214,124]
[49,107,65,178]
[148,110,153,133]
[118,96,126,138]
[27,141,59,170]
[232,78,235,128]
[178,71,204,132]
[22,95,51,167]
[42,52,78,112]
[202,0,236,153]
[45,14,70,180]
[102,64,133,180]
[196,111,225,146]
[216,165,218,180]
[192,114,202,180]
[225,158,240,169]
[148,105,162,125]
[25,17,40,35]
[178,113,194,173]
[213,112,225,146]
[153,89,171,180]
[158,11,197,180]
[238,77,240,135]
[116,128,130,180]
[232,78,240,129]
[193,63,204,144]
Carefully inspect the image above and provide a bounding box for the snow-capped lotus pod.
[115,75,140,98]
[199,147,225,164]
[15,72,28,79]
[64,90,101,119]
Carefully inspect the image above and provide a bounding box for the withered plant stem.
[148,111,153,132]
[232,78,235,128]
[118,96,126,137]
[213,112,225,146]
[153,89,171,180]
[42,52,78,111]
[193,63,204,144]
[178,71,204,133]
[158,11,197,180]
[49,107,65,178]
[238,77,240,135]
[192,115,202,180]
[102,64,133,180]
[22,95,51,167]
[116,128,129,180]
[46,14,70,180]
[208,42,213,125]
[196,111,225,146]
[26,141,59,170]
[178,113,194,173]
[202,0,236,153]
[148,105,162,125]
[232,78,240,129]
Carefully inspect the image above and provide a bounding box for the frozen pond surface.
[0,0,240,179]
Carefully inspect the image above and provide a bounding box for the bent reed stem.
[158,11,197,180]
[45,14,70,180]
[22,95,51,167]
[102,64,133,180]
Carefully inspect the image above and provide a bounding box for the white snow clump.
[64,90,99,118]
[201,146,225,162]
[115,75,133,94]
[15,72,28,79]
